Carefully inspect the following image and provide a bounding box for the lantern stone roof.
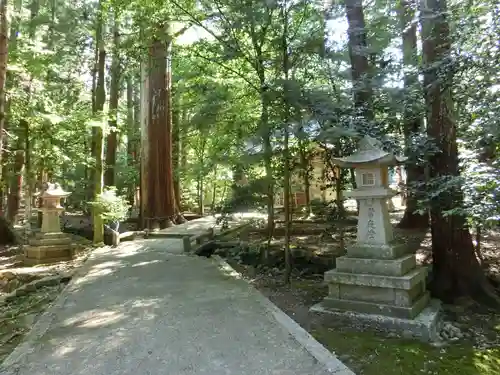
[331,135,407,167]
[40,183,71,198]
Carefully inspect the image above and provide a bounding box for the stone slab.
[328,282,425,308]
[335,254,416,276]
[325,267,427,290]
[320,291,430,319]
[310,298,443,342]
[23,256,74,266]
[2,239,353,375]
[29,236,72,246]
[34,232,70,240]
[24,244,73,265]
[339,284,397,305]
[346,242,410,260]
[24,244,72,252]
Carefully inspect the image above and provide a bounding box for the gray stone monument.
[24,183,74,265]
[311,136,441,341]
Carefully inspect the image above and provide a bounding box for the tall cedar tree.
[144,27,177,229]
[421,0,499,304]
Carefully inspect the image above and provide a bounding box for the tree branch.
[170,0,255,68]
[187,49,260,92]
[173,24,192,38]
[212,0,254,62]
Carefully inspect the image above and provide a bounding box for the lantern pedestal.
[24,232,73,266]
[24,183,74,266]
[311,136,441,341]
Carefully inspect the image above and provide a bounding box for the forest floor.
[0,234,94,364]
[217,211,500,375]
[1,211,499,373]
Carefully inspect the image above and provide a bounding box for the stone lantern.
[311,136,441,341]
[39,183,71,233]
[24,182,74,265]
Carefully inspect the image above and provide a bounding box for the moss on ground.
[311,328,500,375]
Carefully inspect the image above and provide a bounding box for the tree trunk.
[0,215,15,244]
[89,13,99,202]
[262,92,274,259]
[420,0,498,304]
[199,177,204,216]
[36,167,47,227]
[6,148,23,223]
[126,75,136,207]
[93,3,106,243]
[172,88,183,216]
[23,117,32,227]
[298,140,312,216]
[282,2,292,284]
[7,0,37,225]
[211,166,217,212]
[0,0,8,215]
[344,0,373,120]
[250,24,274,260]
[397,0,428,229]
[144,27,176,229]
[22,0,39,230]
[139,60,149,228]
[104,17,120,187]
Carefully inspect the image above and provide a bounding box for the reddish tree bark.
[126,76,138,207]
[172,94,183,215]
[0,0,8,214]
[145,31,177,229]
[421,0,498,304]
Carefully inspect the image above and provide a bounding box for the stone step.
[24,245,73,264]
[328,281,426,308]
[34,232,70,240]
[346,242,411,260]
[310,298,442,342]
[24,244,73,252]
[335,254,416,277]
[321,291,430,320]
[324,267,427,290]
[23,255,73,266]
[29,236,72,246]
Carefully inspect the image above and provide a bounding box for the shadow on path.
[1,239,352,375]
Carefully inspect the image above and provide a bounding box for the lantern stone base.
[312,243,442,341]
[310,299,442,342]
[24,232,74,266]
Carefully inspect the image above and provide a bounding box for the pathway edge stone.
[212,255,356,375]
[0,246,110,370]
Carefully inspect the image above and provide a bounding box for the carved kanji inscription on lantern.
[365,200,376,240]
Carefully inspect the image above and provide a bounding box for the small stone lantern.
[39,183,71,233]
[24,182,74,265]
[311,136,441,341]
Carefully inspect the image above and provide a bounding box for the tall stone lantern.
[24,183,74,265]
[311,136,441,341]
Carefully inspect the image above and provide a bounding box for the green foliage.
[88,187,130,224]
[218,179,269,214]
[1,0,499,245]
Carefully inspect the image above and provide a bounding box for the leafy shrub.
[89,187,131,224]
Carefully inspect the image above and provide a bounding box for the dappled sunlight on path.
[1,234,353,375]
